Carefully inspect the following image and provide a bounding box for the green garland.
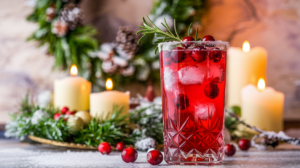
[5,94,163,147]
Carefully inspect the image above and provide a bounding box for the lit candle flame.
[70,65,78,76]
[243,41,250,53]
[257,78,265,91]
[106,78,113,91]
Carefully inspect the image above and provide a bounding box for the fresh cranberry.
[170,47,186,63]
[147,150,163,165]
[224,144,236,157]
[121,147,138,163]
[174,94,189,110]
[61,106,69,114]
[182,36,195,48]
[202,35,215,41]
[116,142,125,151]
[98,142,112,155]
[209,48,222,62]
[65,111,76,115]
[54,113,61,120]
[204,83,219,99]
[191,46,207,63]
[160,50,171,65]
[238,138,251,151]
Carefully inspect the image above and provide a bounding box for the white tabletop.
[1,139,300,168]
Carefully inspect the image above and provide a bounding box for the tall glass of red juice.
[159,40,229,165]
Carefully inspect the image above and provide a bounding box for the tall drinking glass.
[159,41,229,165]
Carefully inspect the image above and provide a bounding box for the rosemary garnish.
[137,16,182,54]
[137,16,200,54]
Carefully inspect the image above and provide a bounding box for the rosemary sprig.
[137,16,182,54]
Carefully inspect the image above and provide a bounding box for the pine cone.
[46,4,55,22]
[52,20,68,37]
[115,26,139,60]
[59,3,82,30]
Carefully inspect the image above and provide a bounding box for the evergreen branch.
[188,23,192,36]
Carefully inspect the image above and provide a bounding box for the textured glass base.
[165,154,224,165]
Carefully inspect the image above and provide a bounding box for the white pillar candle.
[54,65,91,111]
[90,78,130,120]
[226,41,267,107]
[241,79,284,132]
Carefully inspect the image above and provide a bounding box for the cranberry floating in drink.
[137,16,229,165]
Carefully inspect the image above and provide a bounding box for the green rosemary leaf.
[155,46,159,54]
[163,18,174,36]
[197,38,202,41]
[195,27,199,40]
[173,19,181,40]
[188,23,193,36]
[137,34,146,45]
[146,15,160,30]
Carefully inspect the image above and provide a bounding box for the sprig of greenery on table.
[73,107,133,147]
[130,105,164,144]
[5,94,134,146]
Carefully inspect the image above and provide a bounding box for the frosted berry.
[224,144,236,157]
[54,113,61,120]
[174,94,189,110]
[202,35,215,41]
[98,142,112,155]
[116,142,125,151]
[147,150,163,165]
[204,83,219,99]
[191,46,207,63]
[61,106,69,114]
[66,111,76,115]
[182,36,195,48]
[160,50,171,65]
[170,47,186,63]
[210,48,222,62]
[121,147,138,163]
[238,138,251,151]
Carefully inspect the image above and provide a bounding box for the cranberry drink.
[159,38,228,165]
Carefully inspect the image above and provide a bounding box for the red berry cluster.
[98,142,163,165]
[54,106,76,121]
[224,139,251,157]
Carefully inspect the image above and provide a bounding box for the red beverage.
[159,41,228,165]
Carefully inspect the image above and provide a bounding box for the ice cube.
[208,63,224,83]
[178,65,208,85]
[164,67,178,92]
[195,103,216,120]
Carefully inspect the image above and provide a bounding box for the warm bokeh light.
[257,78,265,91]
[106,78,113,91]
[70,64,78,76]
[243,41,250,53]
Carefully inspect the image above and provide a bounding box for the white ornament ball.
[75,111,92,125]
[67,115,84,134]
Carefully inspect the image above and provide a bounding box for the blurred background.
[0,0,300,131]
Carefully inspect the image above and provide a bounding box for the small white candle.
[90,78,129,120]
[227,41,267,107]
[241,78,284,132]
[54,65,91,111]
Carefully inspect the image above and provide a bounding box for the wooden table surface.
[1,139,300,168]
